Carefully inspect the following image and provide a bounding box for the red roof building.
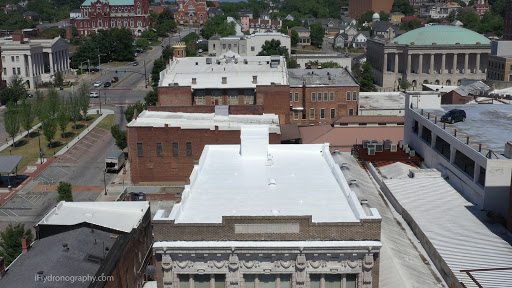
[173,0,208,26]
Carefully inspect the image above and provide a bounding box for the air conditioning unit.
[404,147,410,154]
[383,139,392,150]
[368,148,375,155]
[375,143,384,152]
[403,144,409,151]
[362,140,370,149]
[367,144,375,150]
[390,144,398,152]
[398,140,404,148]
[371,140,379,144]
[409,150,416,157]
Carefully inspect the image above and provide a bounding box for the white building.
[0,36,71,89]
[404,95,512,222]
[152,126,382,288]
[358,91,440,116]
[292,54,352,70]
[208,33,291,57]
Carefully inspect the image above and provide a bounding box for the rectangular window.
[346,91,351,101]
[323,92,328,101]
[173,142,179,157]
[11,56,14,62]
[294,92,299,102]
[280,275,291,288]
[17,67,20,75]
[186,142,192,157]
[223,44,226,49]
[302,112,306,120]
[195,95,206,105]
[195,274,210,288]
[137,143,143,156]
[346,274,357,288]
[434,136,451,160]
[310,275,321,288]
[294,111,299,120]
[290,92,293,102]
[12,68,15,75]
[324,274,341,288]
[317,91,322,102]
[330,92,334,101]
[179,275,190,288]
[214,275,225,288]
[251,46,255,51]
[352,91,358,101]
[311,92,316,102]
[320,108,325,119]
[3,68,6,75]
[330,108,336,119]
[16,56,19,62]
[349,108,354,116]
[244,95,254,104]
[156,143,162,156]
[244,275,255,288]
[309,108,315,119]
[228,95,239,105]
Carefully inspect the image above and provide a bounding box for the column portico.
[383,52,388,72]
[476,53,481,73]
[407,54,411,74]
[49,52,54,74]
[441,54,446,74]
[430,54,434,74]
[394,53,399,73]
[418,54,423,74]
[464,53,469,74]
[452,53,457,74]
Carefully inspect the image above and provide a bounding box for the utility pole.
[99,88,102,113]
[98,54,101,71]
[87,59,90,74]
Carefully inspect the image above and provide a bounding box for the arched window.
[85,9,88,16]
[124,19,128,27]
[118,19,121,27]
[111,19,115,27]
[99,18,102,27]
[130,19,134,27]
[138,20,142,27]
[112,8,115,12]
[200,14,203,22]
[446,80,451,85]
[131,7,134,12]
[137,4,141,14]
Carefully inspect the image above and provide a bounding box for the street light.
[104,169,107,195]
[144,60,147,88]
[99,88,102,113]
[80,60,89,75]
[38,128,42,164]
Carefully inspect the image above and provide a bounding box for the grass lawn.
[0,115,100,171]
[96,114,114,130]
[149,40,162,46]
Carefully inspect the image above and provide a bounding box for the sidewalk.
[96,160,132,202]
[0,123,42,154]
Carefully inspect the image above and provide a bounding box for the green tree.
[144,88,158,106]
[77,82,90,120]
[392,0,414,16]
[54,71,64,87]
[57,181,73,202]
[399,79,412,91]
[0,223,33,266]
[321,61,341,68]
[401,19,424,31]
[125,101,146,123]
[257,39,289,56]
[141,30,158,41]
[287,58,299,68]
[135,38,150,50]
[200,15,236,40]
[359,62,377,92]
[111,124,127,150]
[4,102,19,148]
[57,98,70,138]
[0,75,27,105]
[68,94,82,129]
[19,98,35,135]
[154,8,177,36]
[41,99,58,148]
[310,22,324,47]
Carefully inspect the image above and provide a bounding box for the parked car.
[133,61,139,66]
[441,109,466,124]
[89,91,99,98]
[27,93,33,98]
[103,82,111,88]
[93,81,102,87]
[111,77,119,83]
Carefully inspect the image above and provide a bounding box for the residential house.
[333,33,347,48]
[352,32,368,49]
[237,9,253,19]
[285,14,294,21]
[248,18,282,34]
[174,0,208,26]
[23,11,40,25]
[452,20,463,26]
[389,12,405,24]
[291,26,310,45]
[341,16,357,26]
[207,7,223,19]
[371,21,399,40]
[473,0,490,17]
[70,9,81,19]
[342,24,358,42]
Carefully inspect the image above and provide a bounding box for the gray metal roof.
[0,155,23,173]
[288,68,358,87]
[106,150,123,159]
[0,227,119,287]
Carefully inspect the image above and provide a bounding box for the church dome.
[392,25,491,45]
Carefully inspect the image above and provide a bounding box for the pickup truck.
[105,150,125,172]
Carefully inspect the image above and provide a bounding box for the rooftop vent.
[268,178,276,185]
[62,243,69,252]
[206,58,212,64]
[244,59,248,64]
[252,76,257,84]
[192,78,197,84]
[222,77,227,84]
[349,179,357,185]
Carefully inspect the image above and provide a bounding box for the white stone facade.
[0,37,71,89]
[208,33,291,57]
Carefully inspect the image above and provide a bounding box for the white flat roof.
[358,92,405,110]
[127,111,281,134]
[159,55,288,89]
[153,241,382,249]
[382,170,512,288]
[37,201,149,233]
[158,127,379,224]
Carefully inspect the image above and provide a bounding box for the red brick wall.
[157,85,193,107]
[256,84,291,124]
[289,86,359,126]
[128,126,281,184]
[153,216,381,241]
[174,0,208,25]
[441,91,472,105]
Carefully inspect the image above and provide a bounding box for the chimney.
[252,76,257,84]
[21,236,29,254]
[240,125,269,159]
[0,257,5,280]
[12,33,23,42]
[222,77,227,84]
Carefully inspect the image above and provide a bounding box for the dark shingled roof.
[0,155,23,173]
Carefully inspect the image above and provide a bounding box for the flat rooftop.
[380,166,512,288]
[420,104,512,155]
[37,201,149,233]
[0,227,118,287]
[159,53,288,89]
[288,68,358,87]
[127,110,281,134]
[358,92,405,110]
[161,126,378,224]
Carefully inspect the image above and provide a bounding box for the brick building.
[75,0,151,36]
[173,0,208,26]
[473,0,490,17]
[505,1,512,40]
[127,108,281,184]
[153,126,382,288]
[348,0,393,18]
[0,202,152,288]
[245,18,282,34]
[157,53,291,124]
[288,68,360,126]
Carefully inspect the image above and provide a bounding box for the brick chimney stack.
[0,257,5,279]
[12,31,23,42]
[21,236,30,254]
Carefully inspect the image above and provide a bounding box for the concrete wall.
[208,34,291,57]
[293,55,351,70]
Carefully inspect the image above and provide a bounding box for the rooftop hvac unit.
[403,144,409,151]
[383,139,392,149]
[367,144,375,150]
[390,144,398,152]
[404,147,410,154]
[367,148,376,155]
[243,59,248,64]
[206,58,212,64]
[216,59,221,64]
[371,140,379,143]
[409,150,416,157]
[362,140,370,148]
[375,143,384,152]
[398,140,404,148]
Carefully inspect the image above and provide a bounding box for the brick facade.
[174,0,208,26]
[289,86,359,126]
[128,126,281,185]
[157,84,291,124]
[75,0,151,36]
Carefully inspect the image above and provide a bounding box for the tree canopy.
[258,39,288,56]
[200,15,236,40]
[0,223,33,266]
[310,22,324,47]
